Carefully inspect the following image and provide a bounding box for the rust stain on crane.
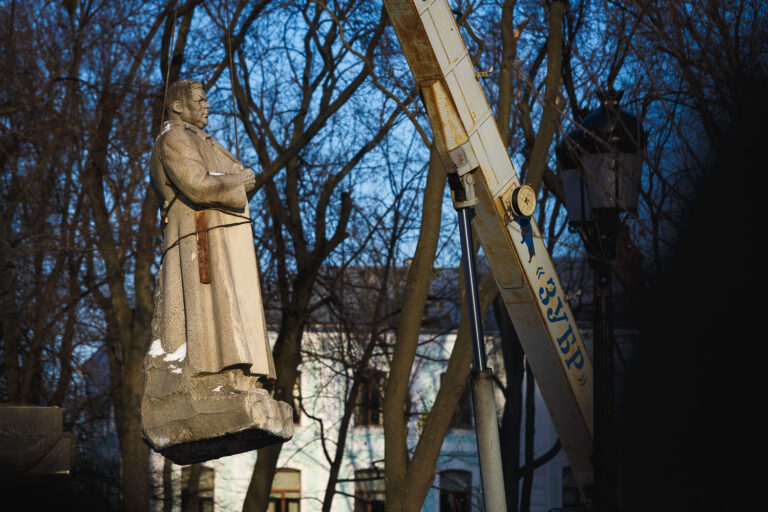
[421,80,469,153]
[385,2,443,81]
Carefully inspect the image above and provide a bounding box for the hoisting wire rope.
[160,0,180,130]
[156,0,254,266]
[160,209,252,265]
[224,0,240,160]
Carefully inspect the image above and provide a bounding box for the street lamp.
[556,90,645,512]
[557,90,644,228]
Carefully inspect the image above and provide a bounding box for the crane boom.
[383,0,595,488]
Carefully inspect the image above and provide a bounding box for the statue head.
[166,80,209,129]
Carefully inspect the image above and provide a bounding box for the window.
[439,470,471,512]
[269,468,301,512]
[354,469,385,512]
[181,464,215,512]
[355,369,386,426]
[441,373,473,430]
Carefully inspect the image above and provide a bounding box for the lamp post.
[556,90,645,512]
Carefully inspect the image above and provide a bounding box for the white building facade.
[150,327,581,512]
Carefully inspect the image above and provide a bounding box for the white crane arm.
[383,0,594,488]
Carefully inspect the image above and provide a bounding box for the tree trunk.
[494,295,525,512]
[383,149,445,512]
[523,0,565,194]
[382,149,504,512]
[520,362,536,512]
[242,315,307,512]
[116,339,151,512]
[163,457,174,512]
[181,463,203,512]
[120,425,151,512]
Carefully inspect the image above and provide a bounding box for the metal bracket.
[499,183,537,262]
[447,172,478,210]
[475,66,494,79]
[449,141,478,176]
[447,142,480,209]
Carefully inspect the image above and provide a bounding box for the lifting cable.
[160,0,180,130]
[224,0,240,160]
[159,0,239,152]
[160,210,252,265]
[156,0,254,267]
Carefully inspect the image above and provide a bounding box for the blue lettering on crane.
[538,277,556,305]
[557,325,575,354]
[546,296,568,323]
[535,266,587,385]
[566,347,585,370]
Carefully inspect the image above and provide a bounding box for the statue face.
[179,86,210,128]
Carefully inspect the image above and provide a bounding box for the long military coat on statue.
[149,120,275,379]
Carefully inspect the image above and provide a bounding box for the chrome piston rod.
[457,207,507,512]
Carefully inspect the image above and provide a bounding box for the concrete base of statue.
[141,352,293,466]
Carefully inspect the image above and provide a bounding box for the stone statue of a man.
[141,80,292,465]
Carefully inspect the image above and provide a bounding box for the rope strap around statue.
[158,167,254,283]
[159,207,253,270]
